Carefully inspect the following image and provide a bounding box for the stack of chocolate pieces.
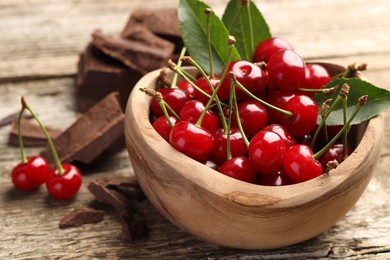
[76,8,182,112]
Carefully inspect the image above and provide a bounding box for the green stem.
[170,47,187,88]
[22,97,64,174]
[233,87,249,148]
[17,107,27,163]
[342,97,349,160]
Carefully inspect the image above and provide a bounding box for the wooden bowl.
[124,63,384,249]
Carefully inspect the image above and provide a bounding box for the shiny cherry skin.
[203,158,219,170]
[11,156,50,191]
[256,169,294,186]
[254,37,294,63]
[283,144,323,183]
[248,130,286,174]
[221,60,268,100]
[177,81,195,97]
[318,143,352,170]
[265,90,295,124]
[192,76,227,104]
[179,100,220,132]
[152,116,178,142]
[218,156,257,183]
[264,123,296,149]
[267,49,306,91]
[303,64,331,95]
[169,121,214,162]
[150,88,191,118]
[46,164,82,200]
[210,128,247,164]
[281,95,318,137]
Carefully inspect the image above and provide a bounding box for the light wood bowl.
[125,63,384,249]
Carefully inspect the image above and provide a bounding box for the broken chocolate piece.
[92,28,174,74]
[121,9,183,54]
[8,118,62,147]
[59,207,105,228]
[76,44,141,112]
[40,92,125,165]
[0,112,32,127]
[88,176,147,241]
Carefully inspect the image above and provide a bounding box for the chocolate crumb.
[59,208,105,228]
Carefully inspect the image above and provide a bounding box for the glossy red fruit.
[210,128,247,164]
[150,88,191,118]
[152,116,178,142]
[177,81,195,97]
[265,90,295,124]
[46,164,82,200]
[253,37,294,63]
[281,95,318,137]
[264,123,296,149]
[303,64,331,96]
[267,49,306,91]
[192,76,227,104]
[179,100,220,132]
[231,100,269,138]
[221,60,268,100]
[218,156,257,183]
[257,169,294,186]
[283,144,323,183]
[203,158,219,170]
[11,156,50,191]
[248,130,286,174]
[169,121,214,162]
[318,143,352,170]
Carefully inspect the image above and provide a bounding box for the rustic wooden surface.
[0,0,389,259]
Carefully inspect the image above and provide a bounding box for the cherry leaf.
[222,0,271,61]
[313,78,390,125]
[178,0,241,74]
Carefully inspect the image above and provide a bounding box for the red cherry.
[303,64,331,92]
[192,76,227,104]
[254,37,294,63]
[267,49,306,91]
[203,158,219,170]
[177,81,195,97]
[318,143,352,170]
[221,60,268,100]
[152,116,178,142]
[46,164,82,200]
[169,121,214,162]
[210,128,247,164]
[179,100,220,132]
[218,156,257,183]
[281,95,318,137]
[283,144,323,183]
[11,156,50,191]
[257,169,294,186]
[248,130,286,174]
[150,88,191,118]
[265,90,295,124]
[264,123,296,149]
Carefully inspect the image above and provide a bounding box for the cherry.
[203,158,219,170]
[46,164,82,200]
[265,90,295,124]
[179,100,220,132]
[231,100,269,138]
[177,81,195,97]
[267,49,306,91]
[192,76,227,104]
[303,64,331,95]
[283,144,323,183]
[281,95,318,137]
[218,156,256,183]
[264,123,296,149]
[210,128,247,164]
[150,88,191,118]
[254,37,294,63]
[256,169,294,186]
[221,60,268,100]
[248,130,286,174]
[152,116,178,142]
[12,156,50,191]
[169,121,214,162]
[318,143,352,170]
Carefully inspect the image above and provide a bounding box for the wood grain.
[0,0,390,258]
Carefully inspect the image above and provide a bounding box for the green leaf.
[222,0,271,61]
[313,78,390,125]
[178,0,241,74]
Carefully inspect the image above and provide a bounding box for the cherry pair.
[11,97,82,200]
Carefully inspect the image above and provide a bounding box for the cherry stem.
[170,47,187,88]
[332,62,367,79]
[204,8,214,78]
[296,85,338,95]
[342,96,349,160]
[226,82,235,161]
[21,97,64,174]
[17,107,27,163]
[231,79,250,148]
[313,95,367,160]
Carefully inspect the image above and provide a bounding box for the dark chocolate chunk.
[59,208,105,228]
[121,9,183,53]
[0,112,32,127]
[88,176,147,241]
[8,118,62,147]
[91,28,174,74]
[76,44,141,112]
[40,92,125,165]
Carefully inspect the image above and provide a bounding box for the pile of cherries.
[149,37,353,186]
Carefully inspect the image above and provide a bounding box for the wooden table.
[1,0,389,258]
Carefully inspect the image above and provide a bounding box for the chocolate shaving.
[87,176,147,241]
[59,208,105,228]
[8,118,62,147]
[40,92,125,165]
